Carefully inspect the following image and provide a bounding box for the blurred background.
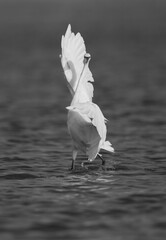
[0,0,166,240]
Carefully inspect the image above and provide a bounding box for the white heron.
[60,24,114,169]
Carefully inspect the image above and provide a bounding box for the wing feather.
[69,103,106,141]
[61,24,86,92]
[61,24,94,101]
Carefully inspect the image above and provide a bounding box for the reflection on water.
[0,0,166,239]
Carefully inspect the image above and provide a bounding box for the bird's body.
[67,103,101,161]
[61,24,114,169]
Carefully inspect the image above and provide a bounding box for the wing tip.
[66,24,71,34]
[102,141,114,153]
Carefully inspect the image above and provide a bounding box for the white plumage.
[60,24,114,169]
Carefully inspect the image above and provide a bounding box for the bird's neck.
[70,61,89,105]
[71,84,89,105]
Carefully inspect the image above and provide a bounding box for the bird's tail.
[101,141,114,153]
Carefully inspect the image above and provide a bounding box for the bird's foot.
[81,161,91,169]
[101,164,107,171]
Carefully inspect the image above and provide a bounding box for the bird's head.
[84,53,91,64]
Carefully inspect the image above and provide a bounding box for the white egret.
[60,24,114,169]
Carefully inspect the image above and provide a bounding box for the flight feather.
[61,24,94,102]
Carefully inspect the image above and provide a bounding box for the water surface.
[0,1,166,239]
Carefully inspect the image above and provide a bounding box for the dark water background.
[0,0,166,239]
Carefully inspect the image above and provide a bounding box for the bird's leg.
[71,149,77,170]
[97,154,105,166]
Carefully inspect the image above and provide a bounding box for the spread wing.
[61,24,94,101]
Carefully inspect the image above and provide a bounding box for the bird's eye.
[88,80,94,85]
